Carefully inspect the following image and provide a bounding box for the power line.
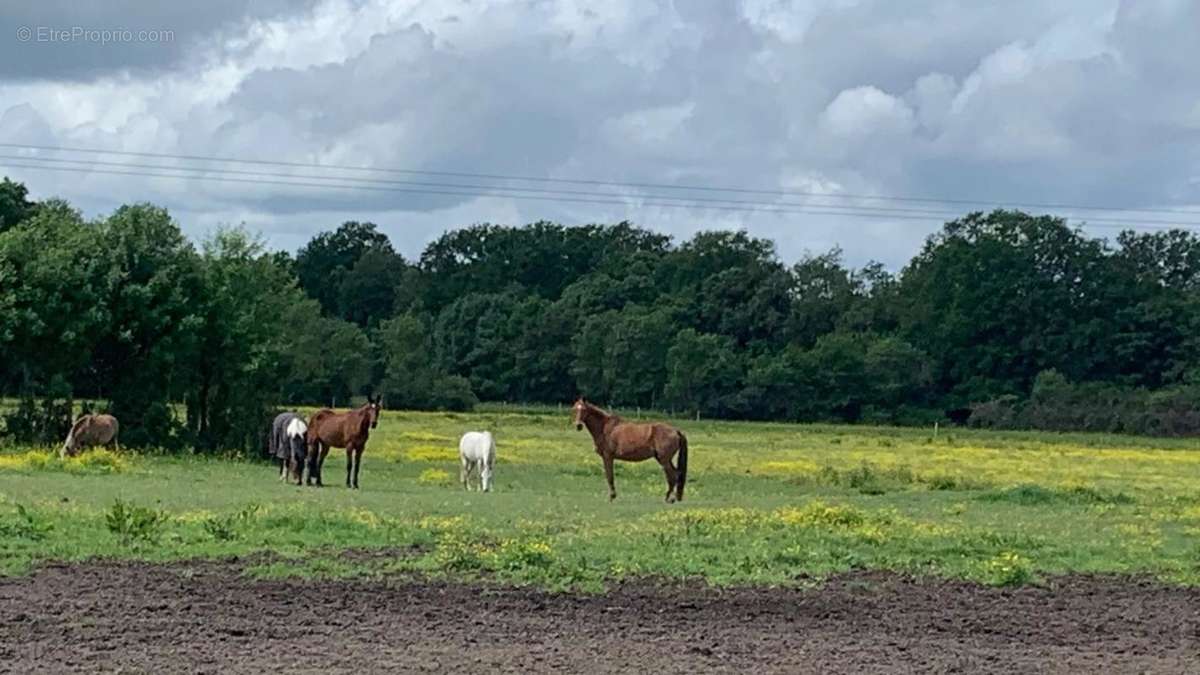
[4,154,1200,230]
[5,159,1200,231]
[2,141,1198,217]
[0,153,968,218]
[0,161,964,221]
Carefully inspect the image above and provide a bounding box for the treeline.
[4,175,1200,450]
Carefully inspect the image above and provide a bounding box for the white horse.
[459,430,496,492]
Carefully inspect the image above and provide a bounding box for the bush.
[970,370,1200,436]
[201,503,260,541]
[0,504,54,541]
[428,375,479,412]
[105,498,167,546]
[2,379,74,445]
[968,395,1021,429]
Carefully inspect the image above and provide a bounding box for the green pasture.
[1,408,1199,590]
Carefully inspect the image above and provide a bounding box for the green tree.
[420,221,670,310]
[0,177,37,233]
[286,316,373,406]
[188,226,319,452]
[0,200,107,394]
[788,248,864,347]
[572,305,676,407]
[897,210,1124,403]
[664,329,743,416]
[295,221,394,318]
[375,314,478,411]
[338,247,408,327]
[92,204,205,447]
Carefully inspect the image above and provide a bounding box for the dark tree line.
[5,176,1200,451]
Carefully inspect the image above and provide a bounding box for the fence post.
[933,421,939,439]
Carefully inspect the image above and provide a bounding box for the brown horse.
[572,398,688,502]
[61,413,120,458]
[305,395,382,489]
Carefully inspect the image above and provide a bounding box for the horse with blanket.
[269,412,308,485]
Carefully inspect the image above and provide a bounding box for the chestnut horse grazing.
[572,398,688,503]
[61,413,120,458]
[305,395,381,489]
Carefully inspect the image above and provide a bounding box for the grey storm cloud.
[0,0,321,80]
[0,0,1197,268]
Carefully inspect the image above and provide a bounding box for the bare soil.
[1,559,1198,674]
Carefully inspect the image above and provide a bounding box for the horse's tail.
[676,432,688,501]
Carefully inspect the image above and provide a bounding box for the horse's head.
[366,394,382,429]
[572,397,587,431]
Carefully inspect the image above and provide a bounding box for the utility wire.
[0,153,970,218]
[2,141,1198,217]
[4,159,1199,232]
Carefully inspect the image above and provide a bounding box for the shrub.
[968,395,1021,429]
[105,498,167,546]
[0,504,54,541]
[201,503,260,541]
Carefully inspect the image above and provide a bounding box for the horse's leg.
[603,453,616,501]
[345,447,354,488]
[657,453,678,504]
[309,442,325,487]
[317,443,330,487]
[352,447,363,489]
[460,457,470,491]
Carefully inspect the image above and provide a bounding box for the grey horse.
[269,412,308,484]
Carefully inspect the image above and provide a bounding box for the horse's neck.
[352,407,372,436]
[584,408,617,440]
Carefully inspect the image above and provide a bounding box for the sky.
[1,0,1198,269]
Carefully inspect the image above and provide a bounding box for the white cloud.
[820,86,915,139]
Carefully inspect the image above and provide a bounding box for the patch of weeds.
[0,504,54,541]
[202,503,261,542]
[417,468,452,487]
[979,551,1033,587]
[105,498,167,546]
[1060,484,1135,505]
[64,449,131,474]
[979,484,1134,506]
[432,532,493,572]
[925,473,986,492]
[815,461,916,495]
[495,538,555,571]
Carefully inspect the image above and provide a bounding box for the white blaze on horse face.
[573,401,585,430]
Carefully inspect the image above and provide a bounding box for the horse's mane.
[67,414,90,439]
[584,401,620,422]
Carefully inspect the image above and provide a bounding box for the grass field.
[2,408,1199,590]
